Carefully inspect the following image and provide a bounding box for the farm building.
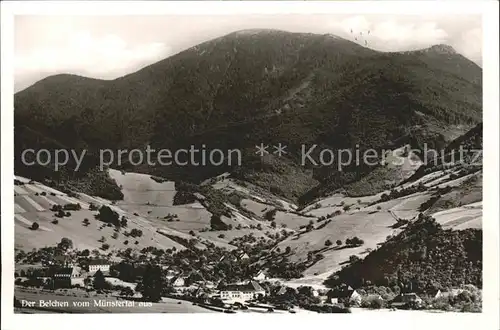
[219,281,266,302]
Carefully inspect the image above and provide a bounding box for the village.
[14,241,478,314]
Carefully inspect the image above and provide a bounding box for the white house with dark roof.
[219,281,266,302]
[88,259,110,274]
[253,270,268,281]
[328,286,362,305]
[238,252,250,261]
[171,276,185,287]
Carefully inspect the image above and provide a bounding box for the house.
[273,285,297,297]
[88,259,110,274]
[70,266,82,278]
[328,286,362,306]
[50,267,74,288]
[438,289,464,300]
[238,252,250,261]
[253,270,268,281]
[312,289,320,297]
[165,268,179,281]
[219,281,266,302]
[219,251,249,263]
[171,276,185,287]
[193,287,214,300]
[185,270,206,286]
[275,286,288,296]
[390,293,423,308]
[430,289,443,299]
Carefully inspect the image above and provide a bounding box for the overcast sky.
[14,14,482,92]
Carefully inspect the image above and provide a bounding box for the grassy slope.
[275,164,482,279]
[14,178,194,252]
[323,215,482,290]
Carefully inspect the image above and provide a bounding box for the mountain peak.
[425,44,457,55]
[232,28,286,36]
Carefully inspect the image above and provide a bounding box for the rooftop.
[88,259,109,265]
[220,281,264,292]
[50,267,74,276]
[328,287,355,299]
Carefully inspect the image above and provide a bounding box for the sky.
[14,14,482,92]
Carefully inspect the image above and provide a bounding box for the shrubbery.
[96,205,120,227]
[173,191,197,205]
[210,214,229,231]
[264,209,277,221]
[129,228,143,238]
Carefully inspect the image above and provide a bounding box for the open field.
[277,210,403,276]
[277,167,482,278]
[14,178,192,251]
[431,202,482,230]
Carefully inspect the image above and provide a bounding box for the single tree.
[58,237,73,251]
[130,228,143,238]
[93,270,107,290]
[138,264,164,302]
[325,239,332,247]
[264,209,277,221]
[336,239,342,246]
[31,222,39,230]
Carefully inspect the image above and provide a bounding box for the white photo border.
[1,1,498,330]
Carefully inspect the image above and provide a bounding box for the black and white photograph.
[1,1,499,328]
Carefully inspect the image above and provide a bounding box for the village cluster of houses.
[24,258,112,289]
[19,257,462,310]
[162,269,429,309]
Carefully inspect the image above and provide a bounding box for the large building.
[219,281,266,303]
[88,259,110,274]
[328,286,362,306]
[50,267,74,289]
